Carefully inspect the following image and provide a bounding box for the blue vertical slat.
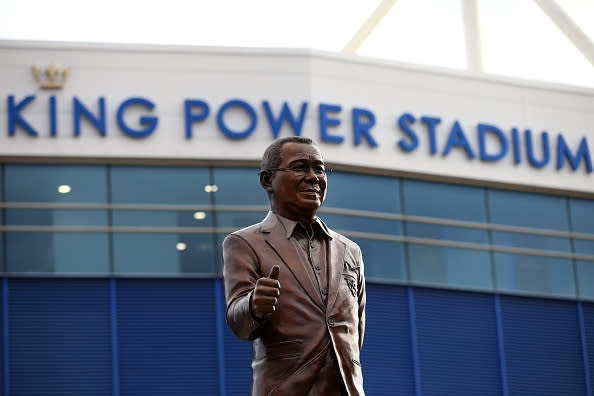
[582,302,594,395]
[214,279,227,396]
[494,295,509,396]
[8,278,112,396]
[2,278,7,396]
[414,287,503,396]
[500,295,586,395]
[109,279,120,396]
[116,279,218,396]
[360,284,415,396]
[408,287,422,396]
[222,317,252,396]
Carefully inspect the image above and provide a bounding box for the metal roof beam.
[461,0,484,72]
[342,0,399,54]
[533,0,594,67]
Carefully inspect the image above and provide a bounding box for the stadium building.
[0,38,593,395]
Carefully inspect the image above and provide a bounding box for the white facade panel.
[1,41,593,195]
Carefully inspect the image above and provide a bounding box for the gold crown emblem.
[32,64,71,89]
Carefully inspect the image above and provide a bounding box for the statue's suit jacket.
[223,212,366,396]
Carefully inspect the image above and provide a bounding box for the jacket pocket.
[352,358,361,367]
[260,339,304,360]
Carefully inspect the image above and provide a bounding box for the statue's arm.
[222,233,263,341]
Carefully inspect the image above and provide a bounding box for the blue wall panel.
[414,287,502,396]
[222,323,252,395]
[1,280,5,396]
[500,296,586,395]
[116,279,219,396]
[582,302,594,394]
[2,277,592,396]
[8,279,112,396]
[361,284,415,395]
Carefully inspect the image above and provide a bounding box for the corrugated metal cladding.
[2,278,593,396]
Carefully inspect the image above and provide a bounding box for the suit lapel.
[262,213,325,309]
[326,232,346,313]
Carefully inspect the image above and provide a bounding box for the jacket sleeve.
[222,233,265,341]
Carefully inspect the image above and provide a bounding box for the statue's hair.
[261,137,315,170]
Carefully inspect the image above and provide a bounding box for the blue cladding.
[583,302,594,393]
[116,279,219,396]
[222,323,252,395]
[413,287,502,396]
[361,284,415,395]
[1,278,592,395]
[8,279,112,396]
[500,296,587,395]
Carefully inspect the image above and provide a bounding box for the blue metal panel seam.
[407,287,422,396]
[494,295,509,396]
[577,302,592,396]
[215,279,227,396]
[2,278,8,396]
[110,279,120,396]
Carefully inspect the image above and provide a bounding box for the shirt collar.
[273,212,332,240]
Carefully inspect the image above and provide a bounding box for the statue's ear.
[259,170,273,192]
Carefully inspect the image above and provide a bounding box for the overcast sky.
[1,0,592,88]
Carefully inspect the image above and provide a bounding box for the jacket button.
[328,316,335,326]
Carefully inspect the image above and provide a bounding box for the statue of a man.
[223,136,366,395]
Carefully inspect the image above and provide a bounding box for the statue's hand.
[251,265,281,320]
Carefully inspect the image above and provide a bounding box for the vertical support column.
[577,302,592,396]
[110,279,120,396]
[407,287,422,396]
[215,279,227,396]
[3,278,9,396]
[494,295,509,396]
[461,0,484,72]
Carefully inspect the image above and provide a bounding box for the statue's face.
[269,142,327,220]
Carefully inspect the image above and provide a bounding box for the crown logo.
[32,64,71,89]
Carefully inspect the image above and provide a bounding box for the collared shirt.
[274,212,332,305]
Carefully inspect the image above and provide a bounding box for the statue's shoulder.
[230,222,263,237]
[228,212,274,239]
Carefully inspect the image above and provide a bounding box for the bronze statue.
[223,136,366,395]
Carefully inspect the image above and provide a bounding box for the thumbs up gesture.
[251,265,281,320]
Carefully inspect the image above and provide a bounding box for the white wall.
[1,40,593,195]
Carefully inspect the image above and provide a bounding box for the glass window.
[212,167,268,206]
[494,253,576,298]
[5,164,107,203]
[213,167,269,231]
[6,232,109,273]
[353,238,406,281]
[402,180,488,243]
[6,209,107,226]
[4,164,109,274]
[403,180,487,222]
[321,213,403,236]
[216,210,269,229]
[491,232,571,253]
[488,189,569,230]
[489,190,572,254]
[324,172,401,213]
[569,198,594,256]
[110,166,211,205]
[112,210,214,228]
[113,233,216,274]
[408,244,493,289]
[576,260,594,300]
[406,222,488,244]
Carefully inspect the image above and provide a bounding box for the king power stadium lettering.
[6,95,593,174]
